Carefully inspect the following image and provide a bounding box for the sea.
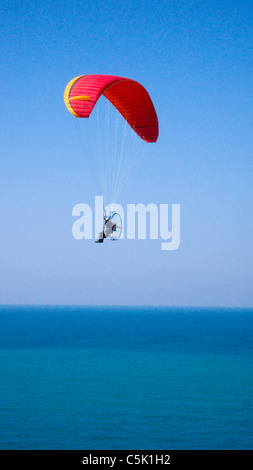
[0,305,252,450]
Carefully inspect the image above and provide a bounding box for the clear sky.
[1,0,252,306]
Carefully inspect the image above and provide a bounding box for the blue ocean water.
[0,306,252,450]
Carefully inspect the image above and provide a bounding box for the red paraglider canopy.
[64,74,158,143]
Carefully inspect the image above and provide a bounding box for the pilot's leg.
[95,231,104,243]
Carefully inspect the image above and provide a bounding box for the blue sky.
[1,0,252,306]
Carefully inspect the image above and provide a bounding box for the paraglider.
[64,74,158,242]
